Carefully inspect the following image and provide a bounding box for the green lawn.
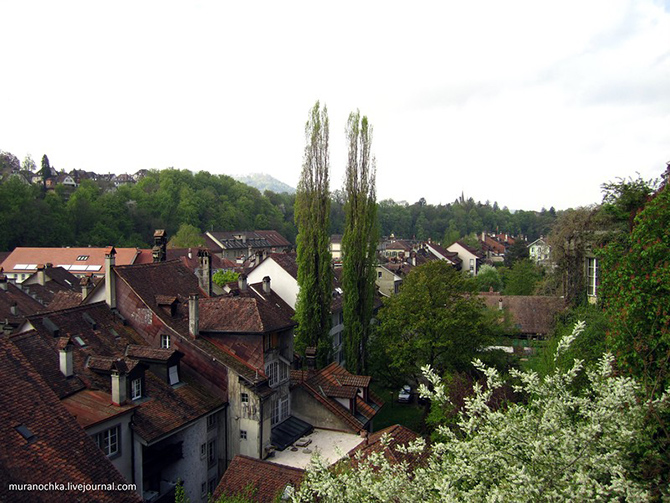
[371,383,426,434]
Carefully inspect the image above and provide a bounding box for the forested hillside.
[0,163,556,251]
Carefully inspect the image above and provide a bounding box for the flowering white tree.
[292,322,667,502]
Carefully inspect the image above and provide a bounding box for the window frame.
[587,257,599,297]
[95,425,120,458]
[160,334,170,349]
[130,378,142,400]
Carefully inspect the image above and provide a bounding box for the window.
[271,396,290,426]
[587,257,599,297]
[241,392,249,404]
[131,378,142,400]
[76,255,89,261]
[266,361,278,386]
[168,365,179,385]
[201,482,207,497]
[161,334,170,349]
[378,271,382,278]
[207,439,216,468]
[207,414,217,431]
[95,426,120,457]
[200,443,206,459]
[240,430,247,440]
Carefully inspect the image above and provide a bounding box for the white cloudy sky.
[1,1,669,210]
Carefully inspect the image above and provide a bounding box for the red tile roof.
[0,337,142,503]
[199,287,295,334]
[291,362,383,432]
[213,455,304,503]
[114,260,270,387]
[0,281,45,328]
[12,302,224,443]
[61,389,136,428]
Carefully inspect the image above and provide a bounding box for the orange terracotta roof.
[1,247,140,274]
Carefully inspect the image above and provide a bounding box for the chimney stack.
[37,264,46,286]
[58,337,74,377]
[152,229,167,263]
[111,360,128,405]
[105,247,117,309]
[238,273,248,292]
[189,294,199,339]
[262,276,271,295]
[80,276,92,301]
[198,250,212,297]
[305,346,317,370]
[0,272,7,291]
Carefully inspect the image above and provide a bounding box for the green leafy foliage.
[502,258,544,295]
[599,181,670,400]
[372,261,494,384]
[0,167,292,250]
[169,223,206,248]
[294,323,666,502]
[294,102,333,365]
[342,111,378,374]
[212,269,239,288]
[475,264,503,292]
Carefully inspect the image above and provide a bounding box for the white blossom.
[293,322,664,502]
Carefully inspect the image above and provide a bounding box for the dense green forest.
[0,164,557,251]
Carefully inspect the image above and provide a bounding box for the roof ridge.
[26,300,107,319]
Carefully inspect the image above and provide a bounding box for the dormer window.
[131,378,142,400]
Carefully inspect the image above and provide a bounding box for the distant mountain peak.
[233,173,295,194]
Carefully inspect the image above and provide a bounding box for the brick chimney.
[305,346,317,370]
[105,247,116,309]
[262,276,271,295]
[189,294,199,339]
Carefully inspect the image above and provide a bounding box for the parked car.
[398,385,412,403]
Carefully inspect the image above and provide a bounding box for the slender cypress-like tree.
[294,102,333,366]
[342,111,378,374]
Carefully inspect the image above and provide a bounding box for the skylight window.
[76,255,89,261]
[74,336,86,347]
[15,424,36,443]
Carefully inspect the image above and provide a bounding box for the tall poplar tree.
[294,102,333,366]
[342,111,378,374]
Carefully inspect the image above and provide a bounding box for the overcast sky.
[1,1,669,210]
